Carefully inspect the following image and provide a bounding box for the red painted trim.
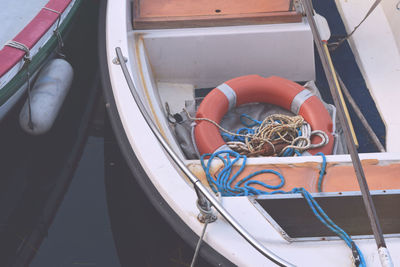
[0,0,72,77]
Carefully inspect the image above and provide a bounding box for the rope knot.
[5,40,31,62]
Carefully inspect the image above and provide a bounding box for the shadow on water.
[0,0,101,265]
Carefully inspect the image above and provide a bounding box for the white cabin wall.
[136,22,315,89]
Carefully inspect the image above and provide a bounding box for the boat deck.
[189,156,400,193]
[0,0,48,49]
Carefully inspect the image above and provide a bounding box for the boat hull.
[0,0,82,122]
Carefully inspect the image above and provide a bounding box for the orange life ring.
[194,75,334,156]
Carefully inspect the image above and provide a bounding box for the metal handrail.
[114,47,294,267]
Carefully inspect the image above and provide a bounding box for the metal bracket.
[294,0,305,16]
[112,56,127,65]
[196,195,217,224]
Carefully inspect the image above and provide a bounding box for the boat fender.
[194,75,334,155]
[314,13,331,41]
[19,59,73,135]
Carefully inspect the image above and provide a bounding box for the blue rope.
[316,152,327,192]
[221,113,261,142]
[200,150,366,266]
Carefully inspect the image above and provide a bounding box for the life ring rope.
[194,75,334,156]
[187,109,329,157]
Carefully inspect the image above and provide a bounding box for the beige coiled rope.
[185,109,329,157]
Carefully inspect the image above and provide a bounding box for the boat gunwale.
[99,1,235,266]
[0,0,72,77]
[103,0,400,265]
[0,0,80,107]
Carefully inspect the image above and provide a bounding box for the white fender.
[314,13,331,42]
[19,58,74,135]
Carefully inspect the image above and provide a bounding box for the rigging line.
[5,40,34,129]
[42,6,65,58]
[190,222,208,267]
[26,69,34,130]
[301,1,392,266]
[336,73,385,152]
[330,0,382,51]
[322,42,358,147]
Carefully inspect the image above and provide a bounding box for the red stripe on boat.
[0,0,72,78]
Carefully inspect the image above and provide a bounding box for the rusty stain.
[135,36,168,140]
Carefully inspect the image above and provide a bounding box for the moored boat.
[101,0,400,266]
[0,1,100,265]
[0,0,82,122]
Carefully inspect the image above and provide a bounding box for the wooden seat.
[190,159,400,193]
[133,0,302,30]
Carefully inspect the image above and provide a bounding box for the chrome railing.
[114,47,294,267]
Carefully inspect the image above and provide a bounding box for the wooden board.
[133,0,301,29]
[189,159,400,193]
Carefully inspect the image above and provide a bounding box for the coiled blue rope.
[200,150,365,266]
[200,150,286,196]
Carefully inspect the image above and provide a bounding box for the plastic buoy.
[19,58,74,135]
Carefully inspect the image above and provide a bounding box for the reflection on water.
[31,136,120,267]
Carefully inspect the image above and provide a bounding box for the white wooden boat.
[0,0,81,121]
[101,0,400,266]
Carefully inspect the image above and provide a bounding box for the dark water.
[0,1,207,266]
[30,136,120,267]
[0,1,121,266]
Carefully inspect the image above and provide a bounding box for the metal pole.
[114,47,294,267]
[336,73,385,152]
[301,1,392,266]
[322,42,358,147]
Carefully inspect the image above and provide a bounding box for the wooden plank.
[133,0,301,29]
[139,0,294,17]
[189,160,400,193]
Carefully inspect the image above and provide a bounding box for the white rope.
[5,40,31,61]
[186,108,329,157]
[42,6,64,57]
[42,7,61,15]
